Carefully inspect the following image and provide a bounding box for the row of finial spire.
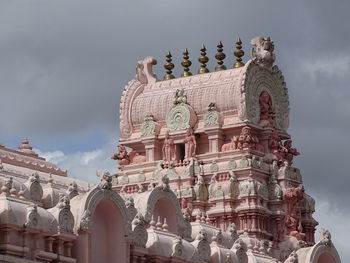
[163,38,245,80]
[150,215,169,231]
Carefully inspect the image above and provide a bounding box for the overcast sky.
[0,0,349,259]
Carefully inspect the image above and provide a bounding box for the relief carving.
[184,128,197,159]
[251,36,276,68]
[221,135,238,152]
[112,145,146,166]
[140,113,159,137]
[162,131,175,162]
[26,172,43,202]
[204,103,220,127]
[166,89,197,132]
[25,204,40,229]
[259,91,275,127]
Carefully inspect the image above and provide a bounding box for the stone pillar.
[45,237,54,253]
[142,137,161,162]
[64,241,73,257]
[205,128,224,153]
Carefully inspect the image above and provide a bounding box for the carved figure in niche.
[204,102,220,127]
[208,173,217,199]
[174,89,187,105]
[268,175,282,200]
[251,36,276,67]
[162,132,175,162]
[281,140,300,165]
[112,145,146,165]
[141,113,159,137]
[259,91,275,127]
[284,187,305,240]
[194,174,208,201]
[184,128,196,159]
[181,197,193,215]
[237,126,255,150]
[221,135,238,152]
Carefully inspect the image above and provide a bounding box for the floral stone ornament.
[141,113,159,137]
[166,89,197,132]
[204,102,220,127]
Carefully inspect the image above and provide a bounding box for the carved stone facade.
[0,36,341,263]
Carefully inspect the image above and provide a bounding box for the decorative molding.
[239,60,289,131]
[141,113,159,137]
[25,204,40,229]
[25,172,43,202]
[204,103,220,127]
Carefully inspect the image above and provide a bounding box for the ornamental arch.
[71,187,132,263]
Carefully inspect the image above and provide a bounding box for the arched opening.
[317,252,337,263]
[153,198,178,234]
[91,199,126,263]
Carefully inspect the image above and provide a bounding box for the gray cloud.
[0,0,349,257]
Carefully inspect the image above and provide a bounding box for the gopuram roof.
[0,36,342,263]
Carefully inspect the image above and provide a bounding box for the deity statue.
[162,132,175,162]
[111,145,146,165]
[221,135,238,152]
[259,91,275,127]
[281,140,300,165]
[251,36,276,67]
[174,88,187,105]
[237,126,255,150]
[283,187,305,240]
[184,128,196,159]
[111,145,130,165]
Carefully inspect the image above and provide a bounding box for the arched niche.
[153,197,178,234]
[91,199,127,263]
[71,187,131,263]
[134,187,192,240]
[301,240,341,263]
[317,252,337,263]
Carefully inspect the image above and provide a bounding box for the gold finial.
[164,51,175,80]
[215,41,226,71]
[181,48,192,77]
[233,37,245,68]
[198,44,209,74]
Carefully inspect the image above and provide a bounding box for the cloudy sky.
[0,0,349,259]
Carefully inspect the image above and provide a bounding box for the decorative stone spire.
[198,44,209,74]
[181,48,192,77]
[150,215,156,229]
[162,218,169,231]
[156,216,162,230]
[233,37,245,68]
[215,41,226,71]
[18,186,25,199]
[164,51,175,80]
[17,138,37,156]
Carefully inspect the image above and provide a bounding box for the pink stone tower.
[113,36,319,259]
[0,36,341,263]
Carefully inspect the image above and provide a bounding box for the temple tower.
[112,36,318,257]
